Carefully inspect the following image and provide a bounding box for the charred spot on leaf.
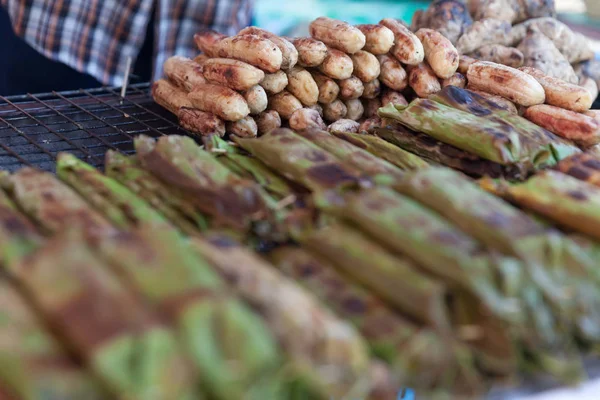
[566,166,592,181]
[432,230,465,246]
[208,235,239,248]
[0,209,35,236]
[298,262,317,277]
[304,149,329,163]
[582,157,600,170]
[342,297,366,314]
[420,100,438,111]
[338,133,368,149]
[566,190,588,201]
[306,164,359,188]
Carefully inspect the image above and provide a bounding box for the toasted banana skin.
[380,18,424,65]
[359,116,382,133]
[244,85,268,115]
[363,98,382,118]
[441,72,467,89]
[362,79,381,100]
[471,45,524,68]
[202,58,265,91]
[351,51,381,83]
[344,99,364,121]
[415,28,459,79]
[465,85,519,115]
[268,91,303,119]
[213,34,283,73]
[152,79,193,115]
[238,27,298,70]
[586,110,600,123]
[178,107,226,137]
[289,108,327,131]
[381,90,408,107]
[309,17,366,54]
[308,103,324,117]
[520,67,593,113]
[338,76,364,100]
[256,110,282,135]
[328,119,361,134]
[457,55,478,75]
[193,30,227,56]
[356,24,395,55]
[291,37,328,67]
[323,99,348,122]
[286,67,319,106]
[524,104,600,148]
[227,116,258,138]
[467,61,545,106]
[408,63,441,98]
[163,56,207,92]
[581,77,599,102]
[319,49,354,80]
[260,71,288,95]
[378,55,408,91]
[188,83,250,121]
[311,71,340,104]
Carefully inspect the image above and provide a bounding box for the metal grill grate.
[0,83,188,172]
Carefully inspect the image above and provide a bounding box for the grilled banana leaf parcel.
[104,151,209,235]
[134,135,270,231]
[378,100,553,168]
[93,227,284,400]
[398,167,600,343]
[293,129,406,187]
[234,128,369,194]
[555,152,600,187]
[376,122,529,180]
[10,231,199,399]
[0,279,106,400]
[329,130,430,171]
[269,246,483,397]
[429,86,580,163]
[190,233,373,400]
[501,170,600,241]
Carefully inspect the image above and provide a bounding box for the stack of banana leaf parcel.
[1,93,600,398]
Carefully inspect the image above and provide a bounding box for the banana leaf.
[555,152,600,187]
[429,86,580,163]
[10,231,200,399]
[233,129,369,194]
[92,225,285,400]
[0,279,106,400]
[378,100,553,168]
[376,122,529,180]
[135,135,270,231]
[189,233,373,400]
[330,130,430,171]
[1,168,116,237]
[293,129,407,186]
[269,246,484,397]
[104,151,209,235]
[57,153,172,230]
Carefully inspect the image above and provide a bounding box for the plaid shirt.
[1,0,254,86]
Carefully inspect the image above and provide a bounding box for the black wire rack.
[0,83,188,172]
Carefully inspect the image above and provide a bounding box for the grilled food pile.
[3,121,600,398]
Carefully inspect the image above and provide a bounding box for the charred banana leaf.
[269,246,484,397]
[330,130,430,171]
[293,129,407,186]
[104,151,209,235]
[1,168,116,237]
[378,100,553,169]
[57,153,171,230]
[555,152,600,187]
[376,122,529,179]
[93,226,285,400]
[190,233,373,400]
[135,135,270,231]
[234,128,369,194]
[0,279,106,399]
[10,231,200,399]
[430,86,580,163]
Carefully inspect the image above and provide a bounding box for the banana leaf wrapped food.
[269,246,484,397]
[0,279,106,399]
[9,231,200,399]
[555,152,600,187]
[329,130,430,171]
[378,99,553,170]
[376,122,529,179]
[294,218,518,376]
[134,135,271,231]
[234,128,370,194]
[429,86,580,163]
[189,233,374,399]
[495,170,600,242]
[104,151,209,235]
